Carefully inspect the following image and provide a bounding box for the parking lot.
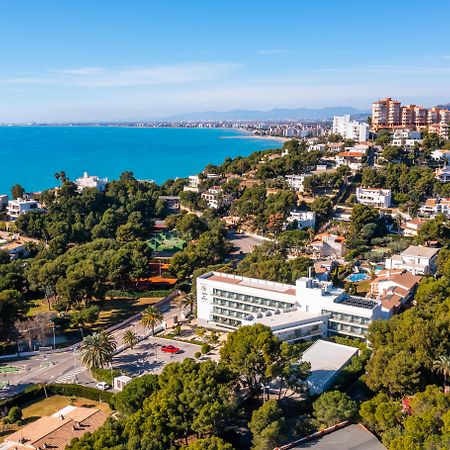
[112,336,203,376]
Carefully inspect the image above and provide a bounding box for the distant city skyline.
[1,0,450,122]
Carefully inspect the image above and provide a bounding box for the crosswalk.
[55,367,87,384]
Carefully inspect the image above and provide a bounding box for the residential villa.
[197,271,383,342]
[384,245,440,275]
[1,405,107,450]
[431,149,450,164]
[435,166,450,183]
[74,172,108,192]
[335,150,365,171]
[285,174,309,192]
[391,130,422,148]
[356,187,392,208]
[0,240,28,260]
[183,175,201,193]
[6,197,40,219]
[309,233,346,258]
[368,269,422,319]
[402,217,427,237]
[419,197,450,218]
[200,186,231,209]
[286,210,316,230]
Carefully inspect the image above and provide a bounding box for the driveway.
[227,230,267,258]
[112,336,201,376]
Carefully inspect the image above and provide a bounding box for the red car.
[161,345,181,354]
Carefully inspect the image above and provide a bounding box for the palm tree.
[122,330,139,349]
[80,331,117,369]
[140,306,163,336]
[181,294,196,316]
[433,355,450,389]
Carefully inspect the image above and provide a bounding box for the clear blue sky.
[1,0,450,121]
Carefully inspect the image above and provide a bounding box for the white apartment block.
[183,175,201,193]
[286,210,316,230]
[332,115,369,142]
[75,172,108,192]
[356,187,392,208]
[385,245,440,276]
[7,197,40,219]
[419,197,450,218]
[197,272,383,342]
[285,174,309,192]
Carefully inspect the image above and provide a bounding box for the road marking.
[55,367,87,383]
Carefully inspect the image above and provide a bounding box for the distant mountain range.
[436,103,450,110]
[157,106,370,122]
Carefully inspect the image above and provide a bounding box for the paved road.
[227,231,267,257]
[113,336,201,377]
[0,297,188,398]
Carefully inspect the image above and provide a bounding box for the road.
[0,296,189,398]
[227,230,267,258]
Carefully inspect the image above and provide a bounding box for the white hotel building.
[197,272,382,342]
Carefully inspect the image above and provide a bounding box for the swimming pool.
[346,273,370,283]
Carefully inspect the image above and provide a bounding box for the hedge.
[91,368,121,385]
[0,383,114,410]
[48,384,114,404]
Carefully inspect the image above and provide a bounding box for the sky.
[1,0,450,122]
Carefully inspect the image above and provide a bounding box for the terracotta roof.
[337,151,364,157]
[4,407,108,450]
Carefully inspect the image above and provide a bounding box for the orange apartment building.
[372,97,450,134]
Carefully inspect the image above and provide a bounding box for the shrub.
[194,351,201,359]
[201,343,211,354]
[4,406,22,424]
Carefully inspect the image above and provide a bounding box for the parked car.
[95,382,110,391]
[161,345,182,354]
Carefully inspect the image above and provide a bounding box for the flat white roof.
[301,340,358,394]
[201,272,296,296]
[246,308,325,328]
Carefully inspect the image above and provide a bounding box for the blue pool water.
[346,273,370,283]
[0,127,282,194]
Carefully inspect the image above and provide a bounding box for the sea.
[0,127,282,195]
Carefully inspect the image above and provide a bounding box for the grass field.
[1,395,112,436]
[91,296,163,330]
[356,279,372,294]
[26,298,51,316]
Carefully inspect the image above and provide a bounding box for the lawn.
[1,395,111,436]
[22,395,111,419]
[356,279,372,294]
[26,298,51,316]
[91,296,163,331]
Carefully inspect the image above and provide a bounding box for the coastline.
[222,131,288,143]
[0,127,281,194]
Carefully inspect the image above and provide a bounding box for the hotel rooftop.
[205,273,297,296]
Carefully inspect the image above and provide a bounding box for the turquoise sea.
[0,127,282,194]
